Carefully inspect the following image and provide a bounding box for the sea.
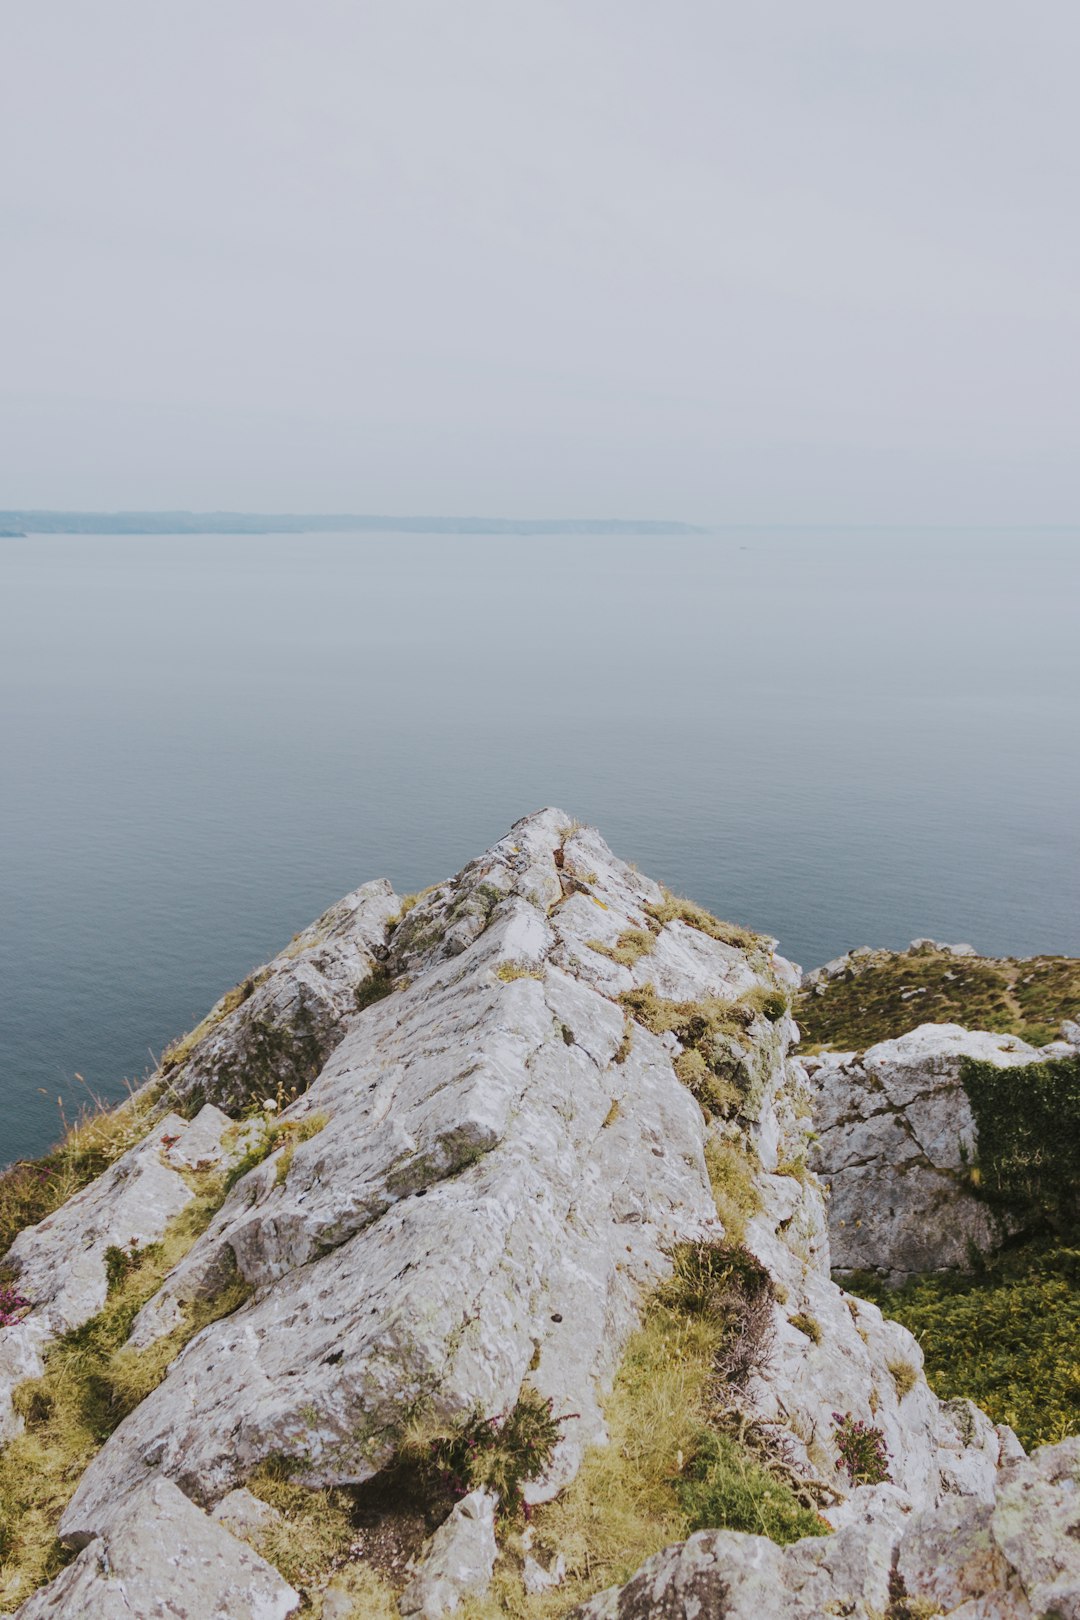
[2,527,1078,1165]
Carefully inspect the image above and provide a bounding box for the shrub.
[832,1412,891,1485]
[421,1387,568,1520]
[0,1286,30,1328]
[677,1429,827,1544]
[659,1242,775,1387]
[860,1241,1080,1450]
[959,1053,1080,1235]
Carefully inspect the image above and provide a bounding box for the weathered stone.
[211,1486,285,1547]
[807,1024,1060,1282]
[398,1488,499,1617]
[13,1476,298,1619]
[162,878,400,1112]
[0,1103,234,1441]
[6,811,1066,1618]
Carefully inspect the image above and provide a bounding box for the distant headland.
[0,510,703,537]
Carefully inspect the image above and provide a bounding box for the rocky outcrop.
[807,1022,1080,1283]
[0,1103,237,1442]
[571,1436,1080,1619]
[12,1477,299,1619]
[2,811,1075,1618]
[159,878,400,1112]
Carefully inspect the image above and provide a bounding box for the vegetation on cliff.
[797,946,1080,1051]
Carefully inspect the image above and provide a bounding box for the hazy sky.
[3,2,1078,522]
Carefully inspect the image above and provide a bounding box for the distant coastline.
[0,510,703,536]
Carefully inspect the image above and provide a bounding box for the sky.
[2,2,1078,523]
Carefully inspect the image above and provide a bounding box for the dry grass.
[586,930,655,969]
[0,1170,251,1612]
[704,1137,762,1246]
[244,1460,360,1589]
[495,962,544,983]
[646,892,762,954]
[888,1359,919,1400]
[788,1313,822,1345]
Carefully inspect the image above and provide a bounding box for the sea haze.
[1,527,1078,1164]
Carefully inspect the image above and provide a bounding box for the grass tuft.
[586,930,655,969]
[646,892,762,953]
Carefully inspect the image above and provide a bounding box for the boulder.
[11,1476,299,1619]
[806,1023,1067,1282]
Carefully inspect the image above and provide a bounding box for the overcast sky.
[2,2,1078,523]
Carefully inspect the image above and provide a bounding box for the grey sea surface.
[1,528,1078,1165]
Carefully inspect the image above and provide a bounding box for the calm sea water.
[2,528,1078,1165]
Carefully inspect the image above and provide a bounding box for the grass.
[223,1111,330,1195]
[796,947,1080,1052]
[704,1137,761,1246]
[0,1169,252,1611]
[619,984,786,1121]
[645,892,763,954]
[586,930,655,969]
[495,962,544,983]
[858,1240,1080,1451]
[455,1242,824,1618]
[0,1084,165,1263]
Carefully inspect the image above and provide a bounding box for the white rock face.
[60,811,726,1540]
[398,1489,498,1618]
[4,812,1060,1618]
[807,1023,1066,1282]
[11,1476,299,1619]
[0,1104,233,1442]
[572,1437,1080,1620]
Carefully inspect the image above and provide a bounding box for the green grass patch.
[857,1241,1080,1450]
[797,948,1080,1052]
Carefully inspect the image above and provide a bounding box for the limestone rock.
[211,1486,285,1547]
[0,1104,233,1441]
[162,878,400,1112]
[60,811,725,1538]
[12,1476,299,1619]
[807,1023,1058,1282]
[398,1489,498,1618]
[3,811,1053,1617]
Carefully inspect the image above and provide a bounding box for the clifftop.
[1,812,1077,1618]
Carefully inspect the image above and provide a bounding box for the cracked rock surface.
[3,810,1073,1617]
